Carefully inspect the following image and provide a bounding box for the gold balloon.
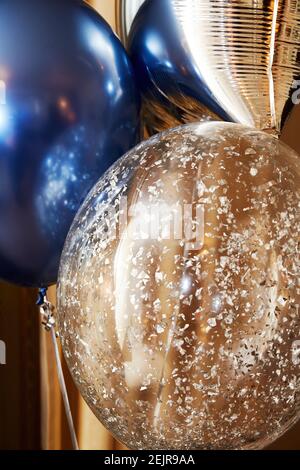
[57,122,300,449]
[127,0,300,135]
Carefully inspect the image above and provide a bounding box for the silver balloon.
[129,0,300,135]
[115,0,146,45]
[57,122,300,450]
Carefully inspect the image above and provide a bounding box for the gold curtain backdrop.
[0,0,300,450]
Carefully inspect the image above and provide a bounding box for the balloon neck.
[262,127,280,139]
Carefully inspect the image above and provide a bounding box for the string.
[37,288,79,451]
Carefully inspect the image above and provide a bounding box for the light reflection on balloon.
[0,0,140,287]
[129,0,300,134]
[58,122,300,450]
[0,105,10,135]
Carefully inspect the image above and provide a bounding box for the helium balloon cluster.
[58,122,300,450]
[56,0,300,451]
[0,0,140,287]
[1,0,300,452]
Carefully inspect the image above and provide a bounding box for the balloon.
[57,122,300,450]
[129,0,300,135]
[115,0,146,46]
[0,0,140,287]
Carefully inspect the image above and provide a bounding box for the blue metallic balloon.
[128,0,231,134]
[0,0,140,287]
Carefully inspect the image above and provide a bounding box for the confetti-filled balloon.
[0,0,140,287]
[57,122,300,450]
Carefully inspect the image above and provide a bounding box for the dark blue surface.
[129,0,230,122]
[0,0,140,287]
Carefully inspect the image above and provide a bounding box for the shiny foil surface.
[129,0,300,134]
[57,122,300,450]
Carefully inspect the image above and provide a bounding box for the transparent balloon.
[57,122,300,450]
